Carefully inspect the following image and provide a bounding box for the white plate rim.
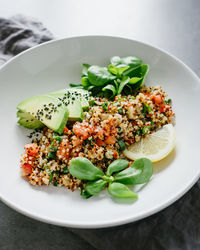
[0,35,199,228]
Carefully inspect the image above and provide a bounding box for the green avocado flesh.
[17,95,69,134]
[49,88,89,110]
[17,110,44,129]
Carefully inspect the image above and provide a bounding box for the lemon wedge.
[123,124,176,163]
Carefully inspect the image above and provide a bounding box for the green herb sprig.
[69,157,153,201]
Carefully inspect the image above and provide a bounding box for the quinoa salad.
[17,56,175,200]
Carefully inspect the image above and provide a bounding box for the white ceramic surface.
[0,36,199,228]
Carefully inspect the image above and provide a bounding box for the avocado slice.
[49,88,90,110]
[67,99,83,121]
[17,95,69,134]
[17,110,44,129]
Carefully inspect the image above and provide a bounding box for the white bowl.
[0,36,199,228]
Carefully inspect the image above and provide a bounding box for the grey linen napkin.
[0,15,199,250]
[0,14,53,65]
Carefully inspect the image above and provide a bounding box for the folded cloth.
[0,14,199,250]
[0,14,53,65]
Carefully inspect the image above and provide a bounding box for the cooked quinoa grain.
[20,85,175,190]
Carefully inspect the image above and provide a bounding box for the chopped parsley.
[142,103,151,114]
[165,99,172,104]
[102,102,109,111]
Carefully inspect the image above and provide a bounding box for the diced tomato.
[151,95,163,104]
[63,126,72,135]
[160,105,165,113]
[104,136,116,145]
[96,138,104,146]
[24,143,39,156]
[113,150,119,159]
[57,140,71,159]
[143,92,150,96]
[73,123,92,140]
[21,163,32,175]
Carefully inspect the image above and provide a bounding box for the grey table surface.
[0,0,200,249]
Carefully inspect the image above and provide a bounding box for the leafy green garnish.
[69,56,149,99]
[88,65,116,86]
[69,157,153,201]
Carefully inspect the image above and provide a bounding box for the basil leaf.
[108,64,129,76]
[69,157,104,180]
[102,84,117,98]
[117,76,130,95]
[110,56,142,68]
[108,182,138,198]
[114,158,153,184]
[85,179,107,195]
[88,65,116,86]
[106,159,129,176]
[82,63,91,76]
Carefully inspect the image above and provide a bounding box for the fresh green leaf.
[117,76,130,95]
[87,65,116,86]
[81,189,92,199]
[106,159,129,176]
[114,158,153,185]
[110,56,142,68]
[114,79,119,91]
[108,182,138,198]
[69,157,104,180]
[69,83,82,88]
[85,179,107,195]
[123,64,149,89]
[82,63,91,76]
[118,140,126,151]
[102,84,117,98]
[108,64,129,76]
[81,77,90,88]
[123,84,133,95]
[129,77,142,84]
[113,165,141,185]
